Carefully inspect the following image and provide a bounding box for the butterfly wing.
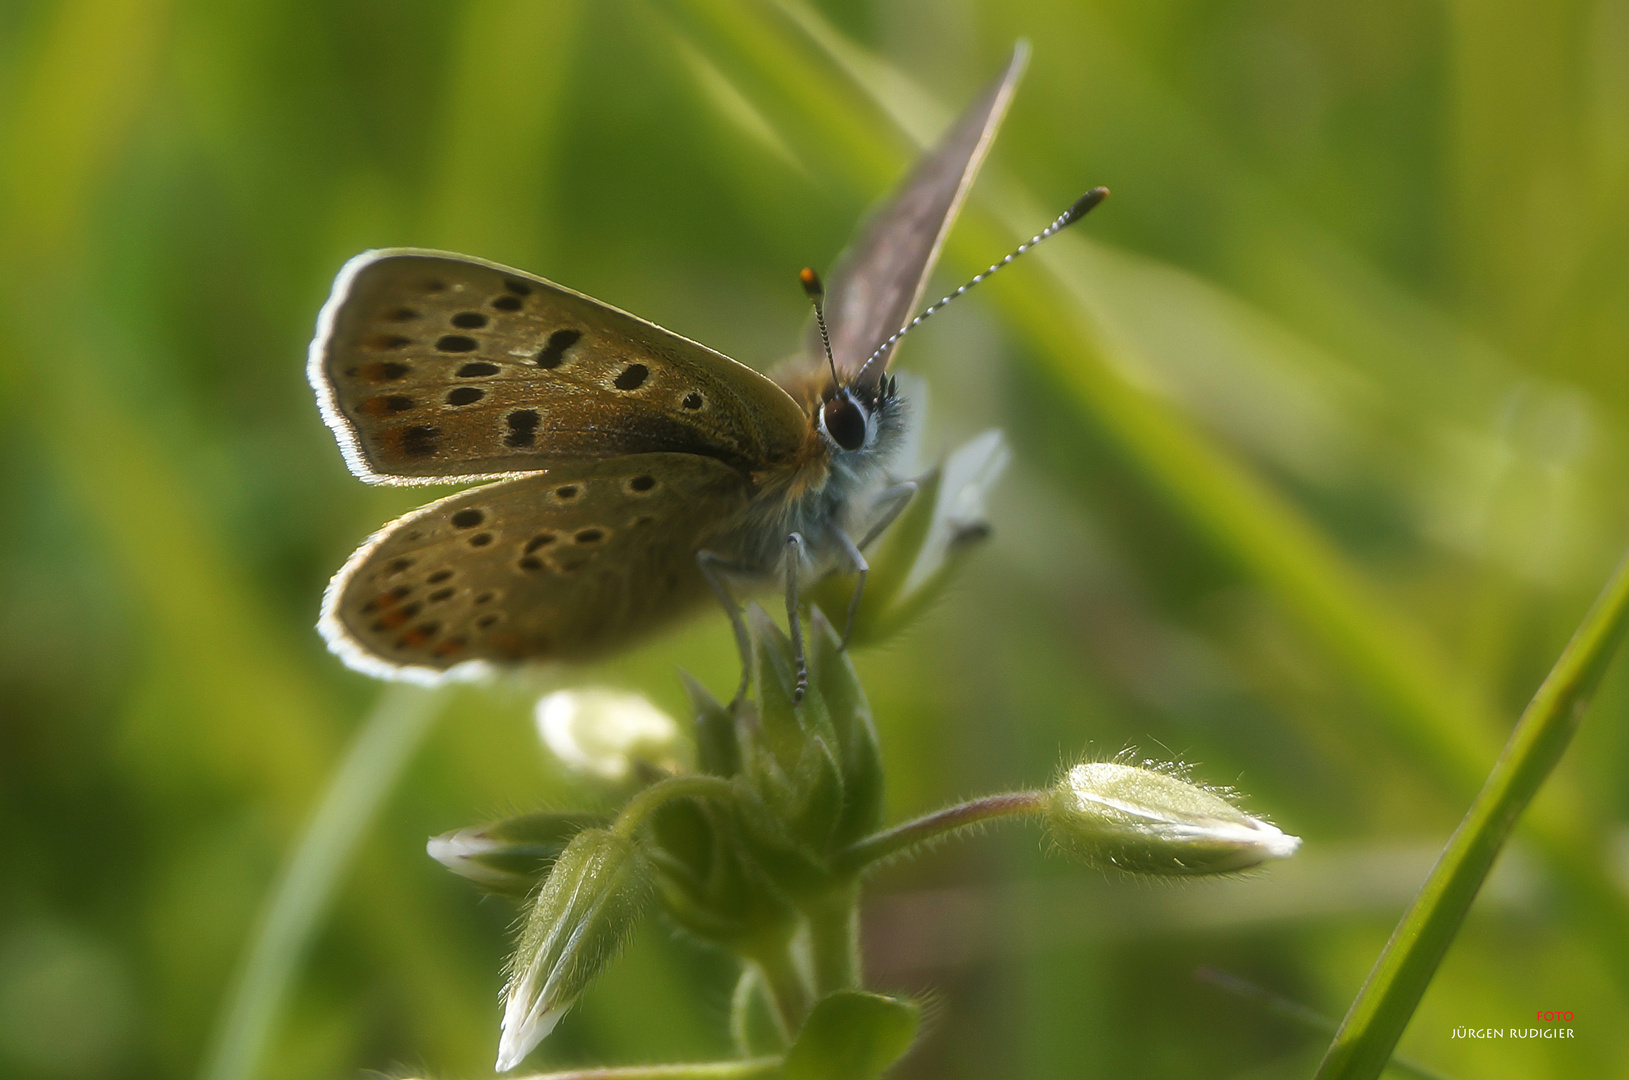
[310,250,810,485]
[811,44,1027,390]
[320,453,753,681]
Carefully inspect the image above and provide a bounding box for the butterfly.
[309,44,1102,693]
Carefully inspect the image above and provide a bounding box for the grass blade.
[200,682,449,1080]
[1314,546,1629,1080]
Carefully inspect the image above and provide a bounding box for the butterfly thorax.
[728,378,906,576]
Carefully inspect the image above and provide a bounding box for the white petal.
[536,689,682,782]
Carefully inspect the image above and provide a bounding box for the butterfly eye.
[821,393,868,452]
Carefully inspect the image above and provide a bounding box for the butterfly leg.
[832,480,918,648]
[697,549,755,704]
[785,532,811,703]
[858,480,918,550]
[831,529,869,650]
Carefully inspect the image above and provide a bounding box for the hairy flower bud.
[426,811,605,897]
[497,829,651,1071]
[1047,761,1300,876]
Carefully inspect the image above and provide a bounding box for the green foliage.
[781,991,920,1080]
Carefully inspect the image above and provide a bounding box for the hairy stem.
[834,790,1049,875]
[748,938,811,1039]
[613,775,737,838]
[803,881,862,995]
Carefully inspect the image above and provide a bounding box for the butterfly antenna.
[855,186,1110,388]
[801,266,841,389]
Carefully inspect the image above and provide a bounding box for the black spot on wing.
[505,409,540,447]
[399,425,440,457]
[536,329,581,369]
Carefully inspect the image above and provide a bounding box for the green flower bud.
[1047,761,1300,876]
[426,811,605,898]
[497,828,651,1071]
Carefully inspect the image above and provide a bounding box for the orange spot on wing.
[357,360,410,383]
[396,627,432,649]
[362,334,412,351]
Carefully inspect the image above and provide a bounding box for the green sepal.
[850,467,941,644]
[731,966,790,1057]
[648,791,716,890]
[683,668,740,777]
[782,990,920,1080]
[807,609,884,846]
[747,606,809,775]
[737,607,847,858]
[731,780,838,899]
[864,521,989,643]
[793,731,846,854]
[646,781,802,951]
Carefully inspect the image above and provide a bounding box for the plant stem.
[834,790,1048,875]
[1314,545,1629,1080]
[803,881,862,995]
[201,683,448,1080]
[613,775,737,838]
[748,938,811,1038]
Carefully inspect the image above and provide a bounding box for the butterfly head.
[817,374,900,456]
[802,267,903,462]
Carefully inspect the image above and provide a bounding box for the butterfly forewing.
[321,453,754,680]
[811,45,1027,386]
[312,250,810,484]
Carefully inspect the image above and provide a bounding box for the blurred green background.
[4,0,1629,1077]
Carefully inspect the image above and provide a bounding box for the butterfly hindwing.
[311,250,810,484]
[811,45,1027,386]
[321,453,755,680]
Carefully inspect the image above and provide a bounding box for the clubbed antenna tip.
[1060,186,1110,228]
[853,182,1113,384]
[801,267,838,385]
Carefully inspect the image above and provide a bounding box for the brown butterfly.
[309,45,1103,693]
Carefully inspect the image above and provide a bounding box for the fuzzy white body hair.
[725,393,908,580]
